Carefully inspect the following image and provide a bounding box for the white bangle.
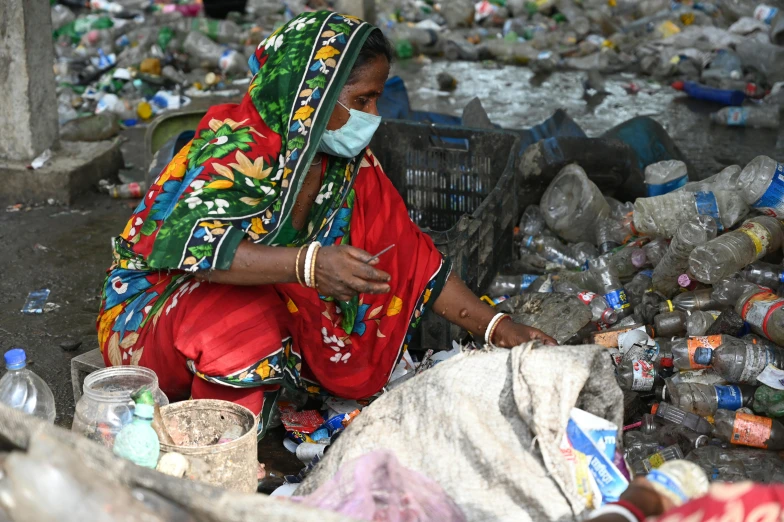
[304,242,321,288]
[485,312,508,345]
[588,505,637,522]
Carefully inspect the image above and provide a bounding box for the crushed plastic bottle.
[698,335,784,383]
[665,382,755,416]
[713,409,784,450]
[521,235,582,269]
[633,189,748,238]
[0,348,56,424]
[645,160,689,196]
[738,156,784,218]
[652,216,718,297]
[711,107,781,129]
[741,262,784,290]
[652,402,713,434]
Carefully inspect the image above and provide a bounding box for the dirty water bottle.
[554,280,618,325]
[630,445,683,476]
[643,238,670,269]
[679,165,742,194]
[738,156,784,218]
[742,262,784,290]
[645,460,710,507]
[654,311,689,337]
[593,264,632,319]
[570,242,598,268]
[0,349,56,424]
[487,274,540,297]
[659,288,722,314]
[686,311,720,336]
[645,160,688,196]
[664,382,756,416]
[689,216,784,284]
[710,107,781,129]
[713,409,784,450]
[616,357,673,392]
[671,335,725,371]
[519,204,548,237]
[634,189,747,238]
[698,336,784,384]
[734,286,784,346]
[521,235,582,269]
[711,277,761,307]
[652,402,713,434]
[625,269,654,309]
[113,388,160,468]
[652,216,718,297]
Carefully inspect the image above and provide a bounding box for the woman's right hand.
[312,245,391,301]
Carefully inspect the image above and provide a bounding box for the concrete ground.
[1,62,782,475]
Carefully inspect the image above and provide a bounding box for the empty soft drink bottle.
[642,238,670,268]
[633,189,747,238]
[660,288,722,313]
[664,382,755,416]
[645,160,688,196]
[521,235,582,269]
[738,156,784,218]
[713,409,784,450]
[652,402,713,434]
[671,335,725,371]
[593,264,632,318]
[652,216,718,297]
[689,216,784,284]
[733,285,784,345]
[742,262,784,290]
[696,336,784,384]
[711,107,781,129]
[0,348,56,423]
[616,357,672,392]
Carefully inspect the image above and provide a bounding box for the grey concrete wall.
[0,0,59,161]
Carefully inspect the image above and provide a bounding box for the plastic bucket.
[159,399,258,493]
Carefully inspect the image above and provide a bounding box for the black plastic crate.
[369,121,520,352]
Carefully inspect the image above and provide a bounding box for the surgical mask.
[318,101,381,158]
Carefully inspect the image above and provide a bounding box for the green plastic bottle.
[754,385,784,418]
[113,388,160,468]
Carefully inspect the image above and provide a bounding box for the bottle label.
[693,192,723,231]
[639,269,654,278]
[741,291,784,338]
[779,271,784,284]
[218,49,237,72]
[725,107,748,126]
[577,291,597,306]
[646,452,666,469]
[757,363,784,390]
[647,175,688,197]
[632,360,655,391]
[520,274,539,291]
[645,469,688,503]
[754,4,779,24]
[731,412,772,449]
[715,384,743,410]
[751,163,784,218]
[604,289,630,311]
[687,335,723,369]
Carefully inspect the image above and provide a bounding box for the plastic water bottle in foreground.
[652,216,717,297]
[0,348,56,424]
[633,189,747,238]
[742,261,784,290]
[521,235,582,269]
[645,160,688,196]
[713,409,784,450]
[710,107,781,129]
[540,163,610,243]
[689,215,784,283]
[698,336,784,384]
[645,460,709,507]
[664,381,755,416]
[487,274,539,297]
[737,156,784,218]
[113,388,160,468]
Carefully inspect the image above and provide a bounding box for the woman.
[97,10,555,437]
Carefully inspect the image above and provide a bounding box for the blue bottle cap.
[4,348,26,370]
[693,347,713,366]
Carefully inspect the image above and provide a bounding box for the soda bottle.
[734,286,784,346]
[570,242,598,268]
[518,204,548,237]
[553,280,618,325]
[671,335,725,371]
[686,310,720,336]
[711,276,761,307]
[652,216,718,297]
[737,156,784,219]
[711,107,780,129]
[625,269,654,309]
[742,261,784,290]
[643,238,670,268]
[629,445,683,476]
[699,336,784,384]
[664,381,756,416]
[593,264,632,319]
[653,311,689,337]
[521,235,582,269]
[645,160,688,196]
[633,189,748,238]
[113,388,160,468]
[645,460,710,507]
[689,216,784,284]
[713,409,784,450]
[0,349,56,423]
[616,357,673,392]
[487,274,540,297]
[539,163,611,244]
[652,402,713,434]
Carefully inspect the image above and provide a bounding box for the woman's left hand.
[492,319,557,347]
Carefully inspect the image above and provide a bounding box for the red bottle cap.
[660,357,674,368]
[671,80,685,91]
[651,403,659,415]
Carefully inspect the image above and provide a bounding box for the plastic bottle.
[554,280,618,325]
[741,262,784,290]
[652,402,713,434]
[754,384,784,418]
[689,216,784,284]
[671,80,746,106]
[645,160,688,196]
[711,107,780,129]
[616,357,673,392]
[714,409,784,449]
[645,460,710,506]
[654,312,689,338]
[174,17,242,45]
[678,165,742,194]
[182,31,246,75]
[0,349,56,424]
[671,335,724,371]
[665,382,755,416]
[113,388,160,468]
[625,269,654,309]
[487,274,540,297]
[701,49,743,85]
[642,238,670,268]
[570,242,598,268]
[699,336,784,384]
[754,3,780,24]
[519,204,548,236]
[521,235,582,269]
[733,287,784,347]
[711,276,760,307]
[592,264,632,318]
[634,190,746,239]
[652,216,718,297]
[540,163,610,244]
[665,288,722,313]
[686,311,721,336]
[104,181,148,199]
[60,113,122,142]
[737,156,784,218]
[594,216,625,254]
[385,25,440,58]
[630,445,683,476]
[606,247,649,279]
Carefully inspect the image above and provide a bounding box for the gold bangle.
[310,244,321,289]
[295,245,306,287]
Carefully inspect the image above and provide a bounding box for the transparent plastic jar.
[71,366,168,448]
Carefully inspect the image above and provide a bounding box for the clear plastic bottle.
[594,216,625,254]
[645,160,689,196]
[742,262,784,290]
[625,269,654,309]
[700,335,784,384]
[570,242,598,268]
[630,445,683,476]
[678,165,742,193]
[714,409,784,450]
[633,190,748,238]
[665,288,723,313]
[487,274,540,297]
[518,204,548,236]
[652,402,713,434]
[645,460,710,507]
[654,311,689,337]
[616,357,673,392]
[737,156,784,218]
[671,335,725,371]
[521,235,582,269]
[643,238,670,268]
[182,31,246,75]
[0,348,56,423]
[711,107,781,129]
[539,163,610,244]
[652,216,718,297]
[605,247,649,279]
[665,381,755,416]
[592,264,632,318]
[711,276,760,307]
[553,280,618,325]
[689,216,784,284]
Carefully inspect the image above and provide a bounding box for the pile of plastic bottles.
[488,153,784,483]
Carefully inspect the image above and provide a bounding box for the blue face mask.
[318,101,381,158]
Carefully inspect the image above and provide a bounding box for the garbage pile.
[488,153,784,484]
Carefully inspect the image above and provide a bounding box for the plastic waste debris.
[0,348,56,423]
[652,216,718,297]
[113,388,161,468]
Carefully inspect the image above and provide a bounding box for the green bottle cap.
[131,387,156,406]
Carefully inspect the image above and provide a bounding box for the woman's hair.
[347,29,393,83]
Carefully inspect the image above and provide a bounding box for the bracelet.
[294,245,307,287]
[613,500,646,522]
[484,312,509,345]
[304,242,321,289]
[588,504,639,522]
[310,244,321,289]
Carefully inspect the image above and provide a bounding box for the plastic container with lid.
[0,348,56,424]
[71,366,168,448]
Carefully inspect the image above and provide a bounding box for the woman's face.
[326,55,390,132]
